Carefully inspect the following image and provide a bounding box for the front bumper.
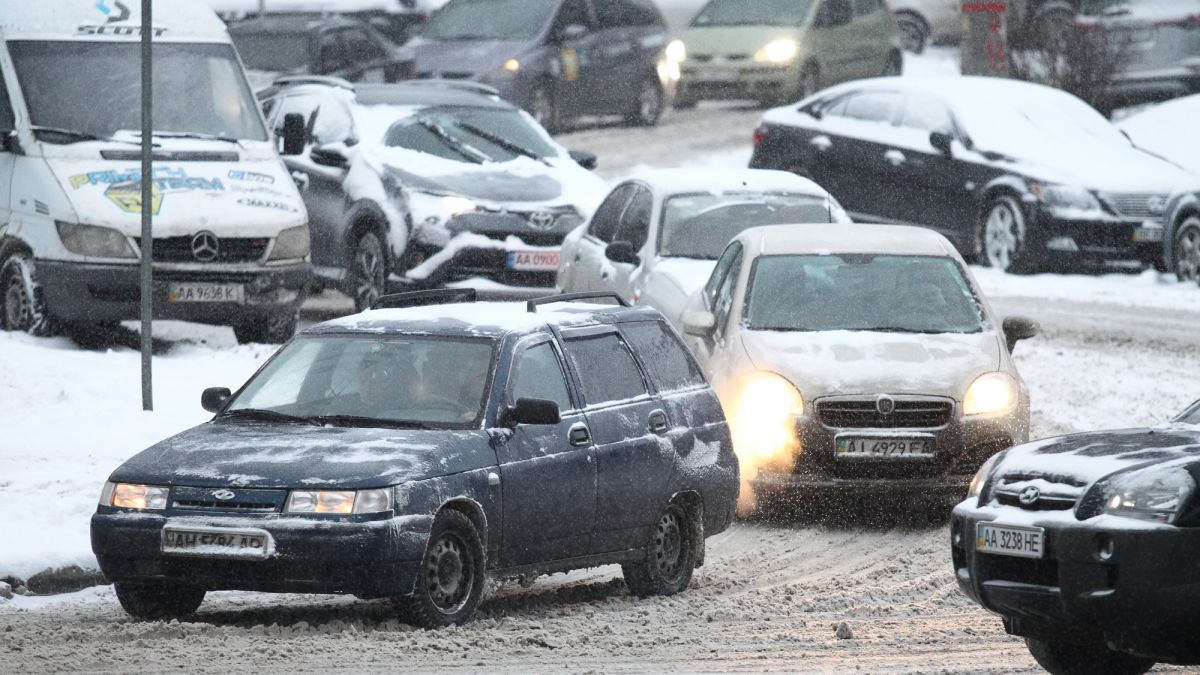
[951,503,1200,662]
[91,509,431,599]
[679,63,799,102]
[1028,209,1163,265]
[405,211,579,287]
[36,260,310,326]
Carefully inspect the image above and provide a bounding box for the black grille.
[170,486,287,513]
[978,553,1059,587]
[172,499,278,512]
[817,398,953,429]
[482,231,564,247]
[136,237,269,263]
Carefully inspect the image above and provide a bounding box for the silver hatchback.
[1078,0,1200,103]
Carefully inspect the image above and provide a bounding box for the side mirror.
[280,112,307,156]
[201,387,233,414]
[505,398,562,426]
[569,149,598,170]
[557,23,589,42]
[605,240,641,266]
[930,131,954,157]
[0,130,21,155]
[682,310,717,338]
[311,142,351,169]
[1002,316,1039,353]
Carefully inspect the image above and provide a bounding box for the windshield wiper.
[416,118,488,164]
[860,326,949,334]
[219,408,321,425]
[455,121,549,165]
[147,131,242,144]
[313,415,438,430]
[30,126,140,146]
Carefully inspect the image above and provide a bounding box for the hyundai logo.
[527,211,556,231]
[191,231,220,262]
[211,489,236,501]
[876,395,895,416]
[1018,486,1041,507]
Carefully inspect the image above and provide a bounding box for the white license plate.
[1133,223,1164,242]
[161,526,274,559]
[697,68,739,81]
[167,282,244,304]
[507,250,561,272]
[976,522,1044,559]
[835,436,934,459]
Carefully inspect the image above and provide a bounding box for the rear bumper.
[36,260,310,325]
[91,510,430,599]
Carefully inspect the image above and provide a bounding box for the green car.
[675,0,903,107]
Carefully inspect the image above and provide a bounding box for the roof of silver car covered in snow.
[735,223,964,258]
[625,168,831,198]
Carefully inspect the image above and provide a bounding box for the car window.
[900,94,955,134]
[230,30,311,72]
[660,192,834,259]
[317,30,347,72]
[508,340,573,411]
[853,0,881,16]
[711,244,744,334]
[595,0,662,27]
[619,321,705,392]
[815,0,854,27]
[563,333,648,406]
[615,187,653,250]
[817,94,851,118]
[273,92,355,146]
[422,0,560,41]
[693,0,816,27]
[554,0,594,32]
[340,27,388,63]
[704,241,742,308]
[589,184,636,243]
[844,91,901,124]
[0,72,14,132]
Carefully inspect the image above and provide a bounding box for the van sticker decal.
[237,197,299,213]
[96,0,131,23]
[228,170,276,185]
[70,167,224,215]
[105,182,163,215]
[78,1,167,37]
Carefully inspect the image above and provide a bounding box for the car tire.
[626,76,664,127]
[395,509,486,629]
[1025,637,1154,675]
[622,501,698,598]
[529,82,564,134]
[978,195,1031,273]
[0,253,60,337]
[349,230,387,313]
[896,12,929,54]
[1173,214,1200,282]
[233,309,298,345]
[114,581,205,621]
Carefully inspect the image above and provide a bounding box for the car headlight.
[56,221,136,259]
[1030,182,1104,217]
[666,39,687,64]
[285,489,393,515]
[268,225,311,261]
[407,190,478,227]
[963,372,1017,416]
[1103,468,1194,524]
[103,482,170,510]
[754,38,799,64]
[967,452,1005,499]
[729,372,804,465]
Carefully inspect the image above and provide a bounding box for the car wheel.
[233,309,298,345]
[978,196,1030,273]
[896,12,928,54]
[395,509,485,629]
[1025,637,1154,675]
[627,76,664,127]
[349,231,387,313]
[1173,215,1200,282]
[0,253,60,337]
[622,502,698,598]
[114,581,205,621]
[529,83,563,134]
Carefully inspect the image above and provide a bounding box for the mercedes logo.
[1018,486,1041,507]
[876,395,895,416]
[191,231,220,262]
[211,489,236,501]
[527,211,556,231]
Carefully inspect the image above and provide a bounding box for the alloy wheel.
[1176,219,1200,281]
[985,201,1022,271]
[653,510,684,583]
[352,234,385,312]
[424,533,475,614]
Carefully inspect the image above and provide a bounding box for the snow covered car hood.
[1005,142,1195,194]
[401,37,528,78]
[653,258,717,298]
[108,421,496,490]
[388,163,566,204]
[739,329,1002,401]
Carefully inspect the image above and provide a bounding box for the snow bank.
[972,267,1199,313]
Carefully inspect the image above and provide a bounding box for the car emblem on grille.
[876,395,895,416]
[1018,486,1041,507]
[527,211,556,231]
[191,231,220,262]
[211,489,236,501]
[1146,196,1167,216]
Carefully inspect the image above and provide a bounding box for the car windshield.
[384,106,559,162]
[745,254,985,334]
[1178,401,1200,425]
[420,0,558,41]
[226,335,496,429]
[8,41,267,142]
[660,193,838,259]
[230,31,310,72]
[692,0,816,27]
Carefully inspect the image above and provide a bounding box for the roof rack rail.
[272,75,355,91]
[371,288,478,310]
[526,292,630,313]
[397,79,501,97]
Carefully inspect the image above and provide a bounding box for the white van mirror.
[682,311,716,338]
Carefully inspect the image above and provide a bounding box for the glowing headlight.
[666,39,687,64]
[967,452,1004,499]
[503,58,521,73]
[1104,468,1194,524]
[268,225,311,261]
[105,482,170,510]
[285,489,393,515]
[56,222,136,259]
[754,38,799,64]
[963,372,1017,416]
[408,191,479,227]
[730,372,804,464]
[1030,182,1103,216]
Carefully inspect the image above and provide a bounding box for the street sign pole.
[140,0,153,411]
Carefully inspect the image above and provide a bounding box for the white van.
[0,0,311,343]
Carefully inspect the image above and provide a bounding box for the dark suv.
[90,291,739,627]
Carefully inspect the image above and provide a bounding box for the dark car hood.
[387,165,564,203]
[109,421,497,490]
[402,38,528,77]
[996,426,1200,488]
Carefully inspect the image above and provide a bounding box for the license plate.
[835,436,934,459]
[1133,223,1164,242]
[161,525,274,559]
[697,68,739,82]
[167,282,244,304]
[507,250,561,272]
[976,522,1044,559]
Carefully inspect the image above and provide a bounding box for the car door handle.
[810,135,832,152]
[884,149,906,167]
[648,410,669,434]
[568,423,591,446]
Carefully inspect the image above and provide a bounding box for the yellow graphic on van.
[105,182,163,215]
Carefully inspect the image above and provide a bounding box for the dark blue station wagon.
[91,291,738,627]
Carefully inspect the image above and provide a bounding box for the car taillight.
[752,125,767,147]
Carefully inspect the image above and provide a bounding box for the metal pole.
[140,0,153,411]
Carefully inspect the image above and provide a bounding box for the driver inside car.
[356,348,418,416]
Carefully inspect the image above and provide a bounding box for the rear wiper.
[219,408,321,425]
[30,126,140,145]
[313,415,437,430]
[456,121,549,165]
[416,118,488,164]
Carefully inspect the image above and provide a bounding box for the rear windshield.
[745,254,985,334]
[660,192,839,259]
[421,0,558,41]
[692,0,816,27]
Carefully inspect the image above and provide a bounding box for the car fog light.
[1046,237,1080,252]
[1095,534,1115,561]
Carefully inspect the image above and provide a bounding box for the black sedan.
[952,399,1200,674]
[750,76,1193,272]
[90,291,739,627]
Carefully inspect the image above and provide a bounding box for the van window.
[0,73,14,132]
[9,41,266,143]
[563,334,647,406]
[619,321,705,392]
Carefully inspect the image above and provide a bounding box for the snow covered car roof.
[734,223,963,258]
[627,168,831,198]
[1118,94,1200,175]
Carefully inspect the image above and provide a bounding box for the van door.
[0,72,15,237]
